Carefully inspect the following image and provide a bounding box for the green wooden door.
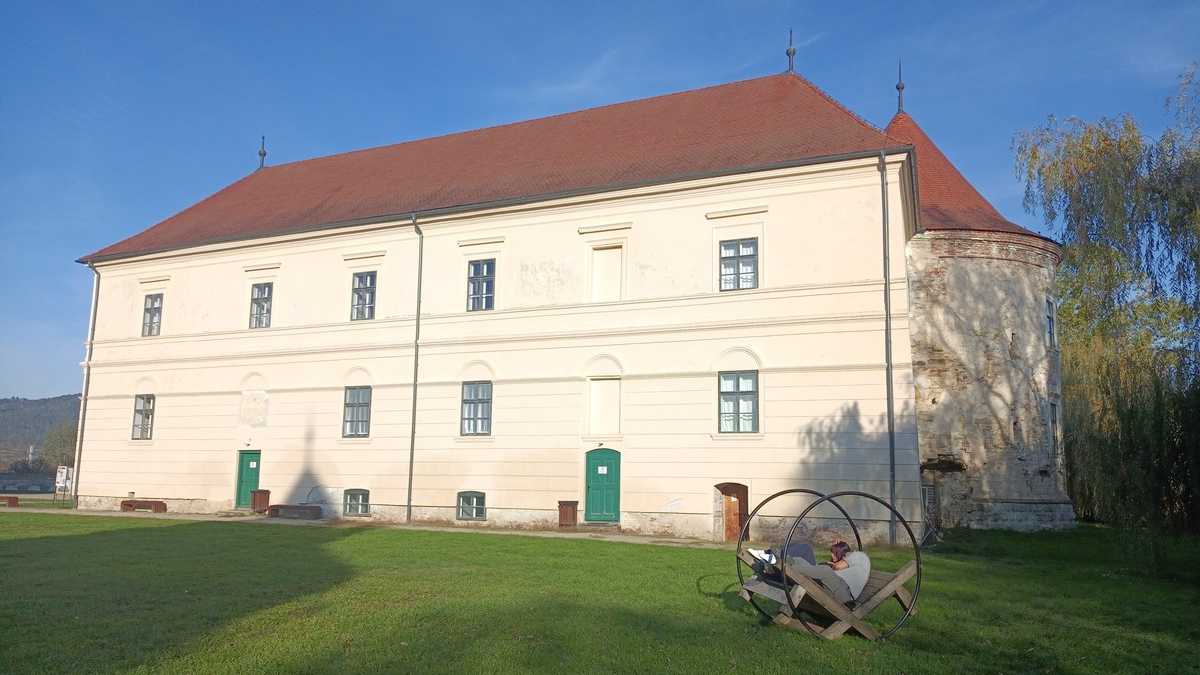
[235,451,261,508]
[585,448,620,522]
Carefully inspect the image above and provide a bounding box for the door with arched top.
[585,448,620,522]
[716,482,748,541]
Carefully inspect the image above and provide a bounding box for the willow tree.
[1014,64,1200,537]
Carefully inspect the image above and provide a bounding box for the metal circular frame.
[734,488,861,625]
[780,490,923,641]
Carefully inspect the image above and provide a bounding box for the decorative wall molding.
[705,205,768,220]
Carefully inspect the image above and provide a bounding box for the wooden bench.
[120,499,167,513]
[1,496,17,507]
[267,504,323,520]
[738,549,918,641]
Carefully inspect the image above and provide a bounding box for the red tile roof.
[885,111,1043,239]
[82,74,1047,263]
[82,73,900,263]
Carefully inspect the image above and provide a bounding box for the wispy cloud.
[526,48,625,100]
[795,31,824,48]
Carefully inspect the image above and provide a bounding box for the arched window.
[343,489,370,516]
[457,491,486,520]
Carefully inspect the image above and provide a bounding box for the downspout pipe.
[879,151,899,546]
[405,216,423,522]
[71,264,102,506]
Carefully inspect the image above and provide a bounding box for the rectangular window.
[461,381,493,436]
[351,271,377,321]
[142,294,163,336]
[1050,402,1059,450]
[342,386,372,437]
[719,238,758,291]
[343,489,370,516]
[467,259,495,311]
[457,491,486,520]
[1046,298,1056,347]
[591,246,624,302]
[588,377,621,435]
[249,282,273,329]
[131,394,155,440]
[718,371,759,433]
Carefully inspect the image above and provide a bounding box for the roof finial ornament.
[785,29,797,73]
[896,59,905,113]
[257,136,267,170]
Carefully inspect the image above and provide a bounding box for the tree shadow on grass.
[0,516,363,674]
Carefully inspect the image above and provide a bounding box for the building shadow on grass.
[0,518,363,673]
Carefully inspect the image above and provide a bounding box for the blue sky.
[1,1,1196,398]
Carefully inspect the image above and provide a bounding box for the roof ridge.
[782,72,891,142]
[265,73,800,171]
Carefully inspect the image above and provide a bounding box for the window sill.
[708,433,764,441]
[455,435,495,443]
[337,437,373,445]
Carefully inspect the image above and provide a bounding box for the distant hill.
[0,395,79,467]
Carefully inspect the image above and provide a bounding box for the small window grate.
[343,489,370,517]
[457,491,486,520]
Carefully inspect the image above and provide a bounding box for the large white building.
[72,73,1073,540]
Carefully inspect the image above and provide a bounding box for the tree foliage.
[41,419,77,469]
[1014,64,1200,536]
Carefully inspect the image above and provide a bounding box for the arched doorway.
[585,448,620,522]
[715,482,749,542]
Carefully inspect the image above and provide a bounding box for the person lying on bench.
[748,540,871,604]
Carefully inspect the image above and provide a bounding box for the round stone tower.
[888,111,1075,530]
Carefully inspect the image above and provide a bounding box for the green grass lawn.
[1,514,1197,674]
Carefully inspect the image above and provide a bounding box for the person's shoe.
[747,548,778,565]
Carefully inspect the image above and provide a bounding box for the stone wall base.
[74,495,934,544]
[77,495,235,513]
[953,501,1076,531]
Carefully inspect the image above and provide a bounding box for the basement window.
[343,489,370,517]
[457,491,486,520]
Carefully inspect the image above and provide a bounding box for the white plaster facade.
[75,156,925,540]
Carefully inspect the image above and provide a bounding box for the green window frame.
[457,491,486,520]
[342,386,372,438]
[460,381,493,436]
[718,371,758,433]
